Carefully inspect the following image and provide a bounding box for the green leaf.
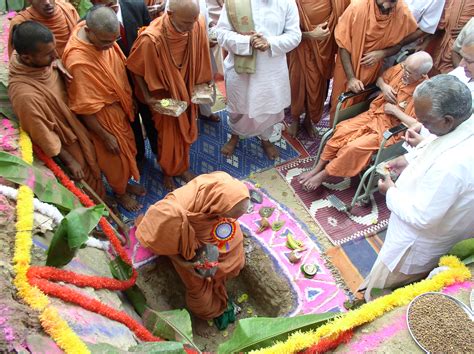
[218,313,336,353]
[109,257,147,316]
[448,238,474,261]
[462,255,474,265]
[142,307,200,353]
[128,341,187,353]
[46,206,105,267]
[271,220,285,231]
[0,151,80,211]
[66,205,106,248]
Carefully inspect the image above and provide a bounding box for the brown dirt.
[0,216,43,351]
[136,236,295,352]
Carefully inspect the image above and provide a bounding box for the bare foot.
[261,140,279,160]
[116,193,143,212]
[193,316,215,338]
[126,183,146,197]
[298,168,318,183]
[181,170,197,183]
[302,171,326,191]
[303,115,317,138]
[287,119,300,138]
[221,135,239,157]
[163,175,176,191]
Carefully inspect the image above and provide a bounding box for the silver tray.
[406,292,474,353]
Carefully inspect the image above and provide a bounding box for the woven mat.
[277,156,390,246]
[326,232,385,294]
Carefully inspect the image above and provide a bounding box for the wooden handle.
[80,179,129,245]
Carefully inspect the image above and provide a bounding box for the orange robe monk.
[136,172,248,320]
[330,0,417,123]
[8,52,104,197]
[431,0,474,73]
[8,1,79,57]
[322,63,425,177]
[288,0,349,124]
[127,14,212,178]
[62,22,139,196]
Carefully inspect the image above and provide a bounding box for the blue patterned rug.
[119,110,300,219]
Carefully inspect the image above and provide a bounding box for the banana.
[286,233,305,250]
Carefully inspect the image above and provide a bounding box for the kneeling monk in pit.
[136,171,249,333]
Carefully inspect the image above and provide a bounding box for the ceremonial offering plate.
[301,263,319,279]
[152,98,188,117]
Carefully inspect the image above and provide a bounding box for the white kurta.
[404,0,445,34]
[379,117,474,275]
[215,0,301,120]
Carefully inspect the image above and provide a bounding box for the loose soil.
[0,205,44,352]
[136,236,295,352]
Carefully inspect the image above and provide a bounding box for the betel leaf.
[0,151,80,211]
[142,307,200,353]
[218,312,337,353]
[46,205,106,267]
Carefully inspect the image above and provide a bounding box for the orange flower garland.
[30,145,164,343]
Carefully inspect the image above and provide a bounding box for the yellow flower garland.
[255,256,471,354]
[13,129,90,353]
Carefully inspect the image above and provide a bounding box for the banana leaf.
[109,258,201,353]
[218,312,337,353]
[0,151,80,211]
[46,205,106,267]
[448,238,474,261]
[142,307,200,353]
[109,257,148,316]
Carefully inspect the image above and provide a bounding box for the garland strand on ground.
[29,145,164,342]
[253,256,470,353]
[14,129,90,353]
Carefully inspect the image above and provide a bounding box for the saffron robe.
[127,14,212,177]
[321,64,425,177]
[136,172,248,320]
[8,53,104,197]
[431,0,474,73]
[63,23,139,195]
[8,0,79,57]
[288,0,349,123]
[330,0,417,124]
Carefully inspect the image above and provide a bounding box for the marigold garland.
[13,129,90,353]
[254,256,471,354]
[302,330,353,354]
[30,145,164,342]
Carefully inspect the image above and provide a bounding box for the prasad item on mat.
[301,263,318,279]
[152,98,188,117]
[249,189,263,204]
[407,292,474,353]
[288,250,302,264]
[192,244,219,278]
[259,206,275,218]
[191,83,215,105]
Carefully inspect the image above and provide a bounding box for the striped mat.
[277,156,390,246]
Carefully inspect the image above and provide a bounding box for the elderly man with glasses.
[298,51,433,191]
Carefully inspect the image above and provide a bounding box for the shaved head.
[168,0,199,13]
[406,51,433,75]
[86,5,119,34]
[167,0,200,32]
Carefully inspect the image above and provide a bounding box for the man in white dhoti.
[215,0,301,160]
[360,75,474,301]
